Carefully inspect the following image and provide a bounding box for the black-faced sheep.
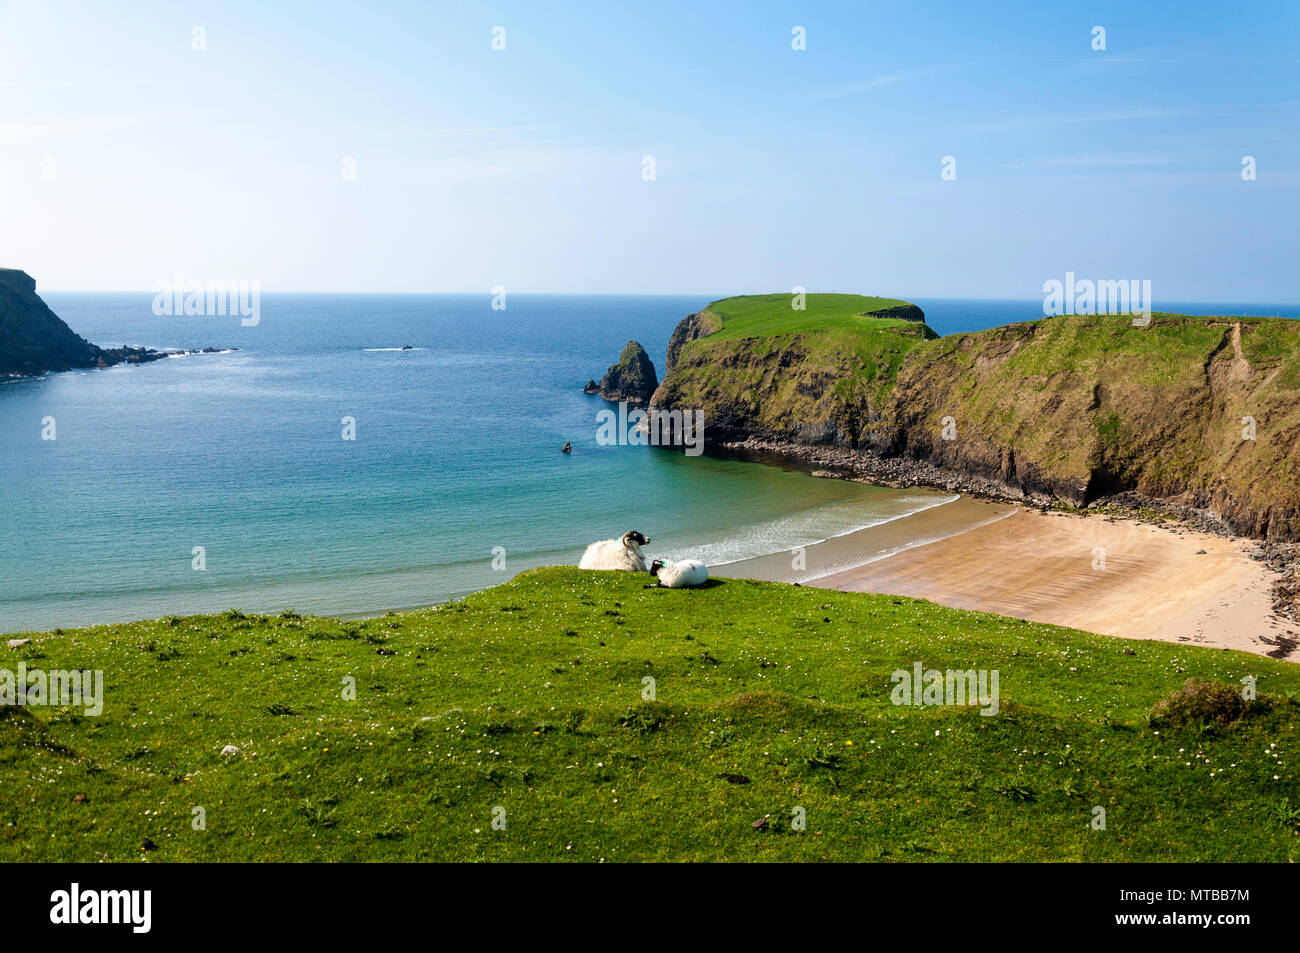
[579,530,651,571]
[647,557,708,588]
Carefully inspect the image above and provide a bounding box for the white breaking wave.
[659,492,960,568]
[799,505,1020,582]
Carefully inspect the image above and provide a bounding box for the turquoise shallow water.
[6,293,1292,633]
[0,292,948,633]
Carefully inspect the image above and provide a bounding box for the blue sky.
[0,0,1297,300]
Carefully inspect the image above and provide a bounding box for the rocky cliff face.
[651,310,935,448]
[589,340,659,404]
[650,304,1300,541]
[0,268,166,376]
[662,310,722,376]
[877,315,1300,539]
[0,269,102,375]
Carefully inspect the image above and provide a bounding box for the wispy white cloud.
[0,80,89,88]
[812,62,979,101]
[959,101,1300,135]
[343,122,550,140]
[0,111,164,144]
[1001,154,1182,169]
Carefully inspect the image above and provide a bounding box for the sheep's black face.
[648,559,664,576]
[625,531,649,547]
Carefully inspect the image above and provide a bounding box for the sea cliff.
[0,268,167,376]
[647,293,1300,541]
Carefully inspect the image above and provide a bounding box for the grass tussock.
[1150,678,1274,728]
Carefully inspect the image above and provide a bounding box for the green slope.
[3,568,1298,862]
[703,293,925,339]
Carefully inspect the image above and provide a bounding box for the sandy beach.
[720,498,1299,661]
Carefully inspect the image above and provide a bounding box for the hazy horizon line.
[34,288,1300,306]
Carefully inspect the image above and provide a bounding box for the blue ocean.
[2,293,1295,633]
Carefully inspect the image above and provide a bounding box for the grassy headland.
[703,293,927,339]
[654,294,937,447]
[652,295,1300,539]
[4,567,1298,862]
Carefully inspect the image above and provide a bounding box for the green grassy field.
[703,293,922,340]
[3,567,1298,862]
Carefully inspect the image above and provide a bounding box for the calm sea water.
[0,293,946,633]
[2,293,1293,633]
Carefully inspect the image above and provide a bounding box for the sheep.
[579,530,651,571]
[647,558,708,588]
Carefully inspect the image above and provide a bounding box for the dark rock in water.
[591,340,659,405]
[0,268,209,377]
[561,442,572,454]
[582,378,599,394]
[401,344,413,350]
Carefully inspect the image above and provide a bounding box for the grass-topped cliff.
[3,567,1299,862]
[651,294,1300,539]
[652,294,936,447]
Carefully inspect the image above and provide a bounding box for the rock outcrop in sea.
[588,340,659,405]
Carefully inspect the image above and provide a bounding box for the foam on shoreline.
[716,495,1018,585]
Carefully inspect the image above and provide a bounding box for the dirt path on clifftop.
[814,509,1300,661]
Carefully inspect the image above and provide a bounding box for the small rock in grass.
[752,816,769,830]
[72,794,87,803]
[6,639,30,649]
[220,744,241,757]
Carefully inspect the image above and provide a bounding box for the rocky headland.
[589,293,1300,619]
[0,268,230,378]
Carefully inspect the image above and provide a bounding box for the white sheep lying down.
[578,530,651,571]
[648,558,708,588]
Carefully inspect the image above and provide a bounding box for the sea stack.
[589,340,659,405]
